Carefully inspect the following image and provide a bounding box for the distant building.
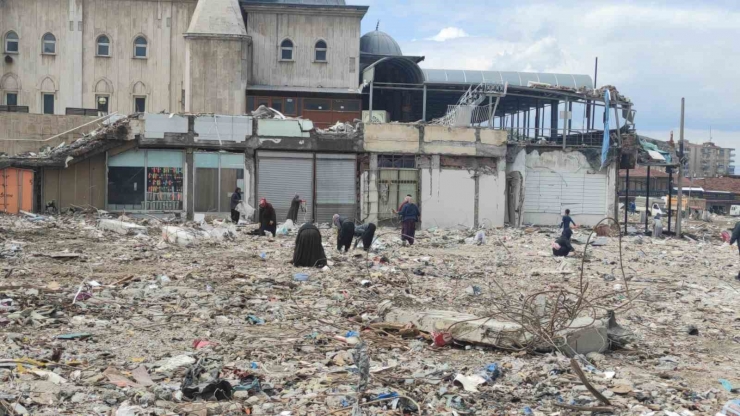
[681,140,735,178]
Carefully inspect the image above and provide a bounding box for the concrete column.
[63,0,83,111]
[185,149,194,220]
[550,100,559,140]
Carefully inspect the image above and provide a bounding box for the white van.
[731,205,740,216]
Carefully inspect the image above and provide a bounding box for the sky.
[352,0,740,172]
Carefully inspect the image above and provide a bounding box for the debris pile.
[0,211,738,415]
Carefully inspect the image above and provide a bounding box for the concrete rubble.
[0,210,738,415]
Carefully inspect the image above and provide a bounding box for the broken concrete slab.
[382,304,608,355]
[98,219,147,236]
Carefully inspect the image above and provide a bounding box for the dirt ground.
[0,212,738,415]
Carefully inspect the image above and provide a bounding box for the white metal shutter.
[257,151,314,222]
[316,154,356,224]
[524,168,606,215]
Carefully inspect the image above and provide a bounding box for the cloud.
[427,27,470,42]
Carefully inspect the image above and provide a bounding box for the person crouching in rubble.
[552,228,575,257]
[293,223,327,268]
[353,223,377,252]
[258,198,277,237]
[230,187,242,223]
[333,214,355,252]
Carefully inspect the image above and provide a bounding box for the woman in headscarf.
[258,198,277,236]
[353,223,377,252]
[332,214,355,252]
[230,187,242,223]
[286,194,302,223]
[293,223,327,267]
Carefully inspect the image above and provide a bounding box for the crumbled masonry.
[0,210,738,415]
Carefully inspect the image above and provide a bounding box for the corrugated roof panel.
[572,74,594,89]
[242,0,346,4]
[499,71,522,86]
[446,70,467,83]
[518,72,539,87]
[553,73,576,88]
[536,73,557,86]
[423,69,448,83]
[481,71,503,84]
[464,71,484,84]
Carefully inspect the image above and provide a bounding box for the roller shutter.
[316,154,356,223]
[257,151,314,222]
[524,168,606,215]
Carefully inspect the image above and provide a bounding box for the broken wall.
[42,153,106,210]
[0,113,100,155]
[507,146,616,227]
[419,155,505,229]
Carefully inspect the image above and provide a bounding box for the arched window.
[314,40,327,62]
[42,33,56,54]
[4,31,18,53]
[280,39,293,61]
[96,35,110,56]
[134,36,147,58]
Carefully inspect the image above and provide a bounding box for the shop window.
[195,153,245,213]
[107,149,183,211]
[333,99,360,112]
[378,155,416,169]
[304,99,331,111]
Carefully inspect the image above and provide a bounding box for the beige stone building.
[0,0,366,119]
[681,140,736,178]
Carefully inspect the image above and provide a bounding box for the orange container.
[0,168,34,214]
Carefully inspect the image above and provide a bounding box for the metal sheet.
[524,169,606,215]
[143,114,188,139]
[194,116,252,143]
[423,69,593,89]
[257,151,314,223]
[316,154,355,224]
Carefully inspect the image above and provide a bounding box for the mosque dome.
[360,30,403,56]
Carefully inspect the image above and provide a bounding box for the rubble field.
[0,212,739,416]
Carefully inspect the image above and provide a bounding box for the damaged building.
[0,0,634,228]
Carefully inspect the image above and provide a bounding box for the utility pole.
[676,98,685,237]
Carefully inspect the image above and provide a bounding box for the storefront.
[107,149,184,212]
[194,152,245,215]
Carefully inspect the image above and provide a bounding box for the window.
[5,31,18,53]
[314,40,327,62]
[6,93,18,106]
[271,99,283,113]
[96,35,110,56]
[280,39,293,61]
[284,98,296,115]
[42,33,56,54]
[303,98,330,111]
[42,94,54,114]
[96,95,109,114]
[134,36,147,58]
[134,96,146,112]
[378,155,416,169]
[333,99,360,112]
[194,153,245,213]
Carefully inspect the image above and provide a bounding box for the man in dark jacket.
[398,197,420,245]
[230,187,242,223]
[552,228,575,257]
[258,198,277,237]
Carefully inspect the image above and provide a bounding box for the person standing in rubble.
[258,198,277,237]
[398,196,420,246]
[286,194,303,223]
[560,209,576,230]
[230,187,242,223]
[653,213,663,238]
[353,222,377,252]
[333,214,355,252]
[729,222,740,281]
[552,228,575,257]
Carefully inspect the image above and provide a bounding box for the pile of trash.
[0,211,738,415]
